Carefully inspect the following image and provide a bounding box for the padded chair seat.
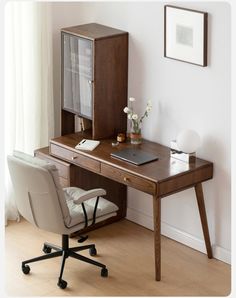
[64,187,119,228]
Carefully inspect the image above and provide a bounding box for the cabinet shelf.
[61,23,128,139]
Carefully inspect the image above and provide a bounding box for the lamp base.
[170,140,196,163]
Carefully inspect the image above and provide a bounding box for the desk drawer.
[101,163,156,195]
[38,155,69,180]
[35,147,72,187]
[50,143,100,173]
[59,177,70,188]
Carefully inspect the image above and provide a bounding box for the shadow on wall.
[151,99,180,145]
[128,35,158,139]
[200,135,231,249]
[128,36,145,101]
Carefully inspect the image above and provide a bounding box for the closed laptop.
[111,148,158,165]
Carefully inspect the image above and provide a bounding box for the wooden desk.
[38,132,213,281]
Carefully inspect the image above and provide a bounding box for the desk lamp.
[170,129,201,163]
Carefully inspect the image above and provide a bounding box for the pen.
[79,139,86,145]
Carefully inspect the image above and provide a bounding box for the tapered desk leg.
[153,195,161,281]
[195,183,213,259]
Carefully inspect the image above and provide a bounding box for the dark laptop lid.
[111,148,158,165]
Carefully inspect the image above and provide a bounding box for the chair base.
[21,234,108,289]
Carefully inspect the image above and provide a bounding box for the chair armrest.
[72,188,106,205]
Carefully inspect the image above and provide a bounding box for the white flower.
[129,97,136,102]
[132,114,138,120]
[123,98,152,132]
[123,107,130,113]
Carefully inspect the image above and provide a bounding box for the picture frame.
[164,5,208,67]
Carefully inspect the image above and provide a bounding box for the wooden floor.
[5,219,230,296]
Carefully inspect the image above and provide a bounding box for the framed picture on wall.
[164,5,208,66]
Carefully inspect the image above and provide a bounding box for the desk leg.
[153,195,161,281]
[195,183,213,259]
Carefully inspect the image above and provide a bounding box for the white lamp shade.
[176,129,201,153]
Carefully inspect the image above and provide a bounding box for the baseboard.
[126,207,231,265]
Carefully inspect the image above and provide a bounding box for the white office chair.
[7,151,119,289]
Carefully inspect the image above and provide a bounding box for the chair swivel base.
[21,234,108,289]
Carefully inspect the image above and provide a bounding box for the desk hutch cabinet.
[61,23,128,139]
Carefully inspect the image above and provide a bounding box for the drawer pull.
[71,156,78,160]
[124,177,129,182]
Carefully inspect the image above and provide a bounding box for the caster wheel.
[22,264,30,274]
[101,267,108,277]
[57,279,67,289]
[43,245,51,254]
[89,247,97,256]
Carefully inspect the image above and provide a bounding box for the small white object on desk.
[75,139,100,151]
[176,129,201,153]
[170,129,201,163]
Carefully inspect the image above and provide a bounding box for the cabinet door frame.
[61,32,94,120]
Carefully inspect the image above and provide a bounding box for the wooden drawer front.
[50,143,100,173]
[36,152,70,179]
[59,177,70,188]
[37,155,69,180]
[101,163,156,195]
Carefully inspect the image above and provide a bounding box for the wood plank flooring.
[5,219,231,296]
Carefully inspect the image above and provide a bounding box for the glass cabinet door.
[63,33,93,119]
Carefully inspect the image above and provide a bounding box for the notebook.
[75,139,100,151]
[111,148,158,165]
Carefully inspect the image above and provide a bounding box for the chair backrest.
[7,151,72,234]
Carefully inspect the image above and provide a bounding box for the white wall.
[51,1,231,263]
